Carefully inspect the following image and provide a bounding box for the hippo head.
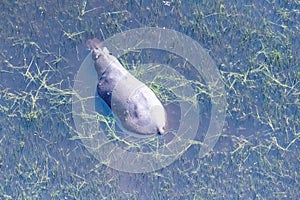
[86,38,117,76]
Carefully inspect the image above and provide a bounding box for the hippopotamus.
[86,38,167,136]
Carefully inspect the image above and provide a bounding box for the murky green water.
[0,0,299,199]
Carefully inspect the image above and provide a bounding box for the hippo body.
[87,38,166,136]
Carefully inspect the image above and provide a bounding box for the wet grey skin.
[86,38,167,136]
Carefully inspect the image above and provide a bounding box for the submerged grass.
[0,0,299,199]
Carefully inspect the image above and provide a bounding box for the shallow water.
[0,0,299,199]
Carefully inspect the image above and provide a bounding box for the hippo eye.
[94,54,100,60]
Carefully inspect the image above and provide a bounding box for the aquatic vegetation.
[0,0,299,199]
